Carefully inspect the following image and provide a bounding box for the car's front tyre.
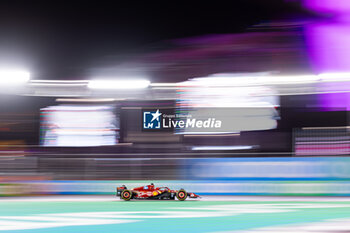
[176,189,187,201]
[121,190,133,201]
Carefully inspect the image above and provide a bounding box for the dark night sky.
[0,0,305,80]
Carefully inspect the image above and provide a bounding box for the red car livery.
[116,183,200,201]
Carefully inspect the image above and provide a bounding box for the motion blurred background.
[1,0,350,196]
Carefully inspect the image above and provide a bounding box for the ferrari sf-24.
[116,183,200,201]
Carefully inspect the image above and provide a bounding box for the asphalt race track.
[0,196,350,232]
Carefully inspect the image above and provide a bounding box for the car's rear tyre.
[121,190,132,201]
[176,189,187,201]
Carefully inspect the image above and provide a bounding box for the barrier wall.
[1,157,350,196]
[184,157,350,180]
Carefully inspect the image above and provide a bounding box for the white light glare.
[262,75,320,85]
[318,72,350,82]
[88,79,150,89]
[191,145,253,150]
[184,75,320,87]
[0,70,30,85]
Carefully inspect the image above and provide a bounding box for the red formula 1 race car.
[116,183,200,201]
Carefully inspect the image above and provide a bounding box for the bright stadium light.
[88,79,150,89]
[0,70,31,85]
[318,72,350,82]
[184,74,321,87]
[191,145,254,150]
[260,75,320,85]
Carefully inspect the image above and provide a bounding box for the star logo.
[150,109,162,122]
[143,109,162,129]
